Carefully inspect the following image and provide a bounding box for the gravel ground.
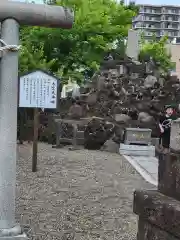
[16,143,155,240]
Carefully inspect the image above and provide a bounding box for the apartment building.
[133,5,180,41]
[167,43,180,78]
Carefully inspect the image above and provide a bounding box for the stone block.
[137,219,179,240]
[124,128,152,145]
[133,189,180,239]
[170,118,180,152]
[0,233,27,239]
[119,144,155,156]
[151,137,159,146]
[158,152,180,201]
[55,119,86,147]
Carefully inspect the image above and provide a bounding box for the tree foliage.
[19,0,137,81]
[139,35,175,73]
[19,43,56,75]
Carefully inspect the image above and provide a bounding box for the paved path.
[16,143,155,240]
[123,155,158,186]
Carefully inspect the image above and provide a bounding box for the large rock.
[33,54,180,146]
[101,139,119,153]
[68,104,83,119]
[114,113,131,123]
[138,112,155,123]
[87,92,97,105]
[84,118,115,150]
[144,75,157,88]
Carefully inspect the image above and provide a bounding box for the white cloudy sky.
[126,0,179,4]
[11,0,44,3]
[11,0,180,5]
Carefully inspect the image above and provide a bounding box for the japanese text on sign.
[19,71,58,109]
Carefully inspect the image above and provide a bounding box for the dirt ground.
[16,143,155,240]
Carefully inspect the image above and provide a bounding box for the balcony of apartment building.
[139,6,162,15]
[143,30,161,39]
[143,15,161,22]
[160,29,180,38]
[133,23,144,30]
[161,15,179,22]
[162,7,180,15]
[133,22,161,30]
[132,15,144,23]
[162,22,179,30]
[145,23,161,29]
[142,29,180,39]
[132,15,161,23]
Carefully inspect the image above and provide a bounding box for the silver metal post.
[0,19,25,238]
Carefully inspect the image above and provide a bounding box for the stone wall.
[134,151,180,239]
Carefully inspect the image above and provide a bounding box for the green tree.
[139,35,175,73]
[20,0,137,78]
[19,42,57,75]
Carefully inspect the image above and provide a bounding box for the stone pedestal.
[133,152,180,240]
[170,118,180,152]
[124,128,152,145]
[121,128,154,156]
[158,153,180,200]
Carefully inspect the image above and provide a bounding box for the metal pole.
[0,19,23,237]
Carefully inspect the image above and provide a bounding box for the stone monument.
[118,30,155,156]
[119,127,155,156]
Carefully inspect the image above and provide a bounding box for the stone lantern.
[170,118,180,152]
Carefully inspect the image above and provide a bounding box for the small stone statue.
[68,98,83,119]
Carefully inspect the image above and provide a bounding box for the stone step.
[119,144,155,157]
[122,155,158,186]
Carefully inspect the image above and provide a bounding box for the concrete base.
[0,226,27,240]
[0,233,27,239]
[119,144,155,157]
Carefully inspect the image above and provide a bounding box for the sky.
[127,0,180,5]
[11,0,44,3]
[11,0,180,5]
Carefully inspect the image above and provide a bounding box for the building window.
[170,8,179,14]
[165,23,170,28]
[176,38,180,43]
[172,16,179,21]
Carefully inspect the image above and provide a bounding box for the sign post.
[19,70,58,172]
[32,108,39,172]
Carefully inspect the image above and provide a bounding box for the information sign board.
[19,70,58,109]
